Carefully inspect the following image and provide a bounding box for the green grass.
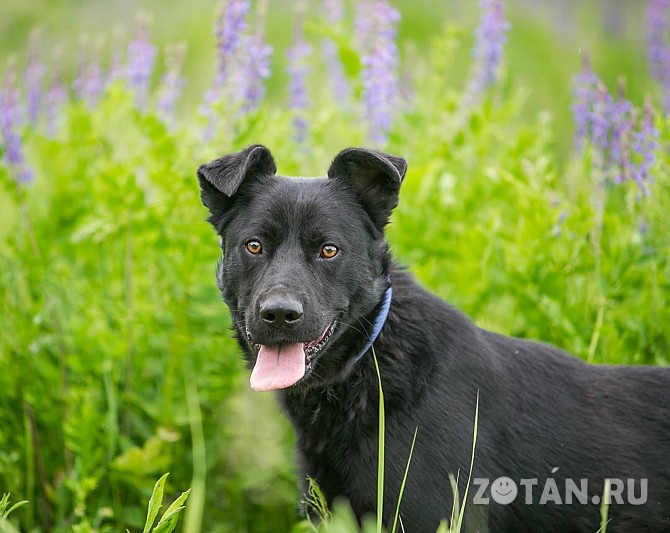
[373,351,386,533]
[597,482,612,533]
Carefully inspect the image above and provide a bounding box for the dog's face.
[197,145,406,391]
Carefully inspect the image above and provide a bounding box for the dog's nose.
[260,299,304,327]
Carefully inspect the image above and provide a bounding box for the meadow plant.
[571,56,600,149]
[355,0,401,145]
[631,102,659,193]
[203,0,250,111]
[73,39,105,108]
[608,89,634,184]
[44,71,68,137]
[571,59,658,193]
[235,0,272,113]
[464,0,510,104]
[286,7,312,142]
[647,0,670,111]
[201,0,273,136]
[155,43,187,128]
[23,33,45,127]
[321,0,351,102]
[126,22,158,110]
[590,85,612,161]
[0,63,33,184]
[212,0,250,86]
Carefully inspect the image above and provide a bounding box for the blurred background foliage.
[0,0,649,156]
[0,0,668,532]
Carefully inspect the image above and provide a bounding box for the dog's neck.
[351,276,393,364]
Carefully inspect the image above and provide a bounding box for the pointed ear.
[327,147,407,230]
[197,144,276,223]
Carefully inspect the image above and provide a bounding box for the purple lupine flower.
[202,0,251,138]
[45,72,69,137]
[647,0,670,81]
[73,42,105,107]
[286,19,312,142]
[571,59,656,191]
[631,102,658,194]
[234,0,272,113]
[24,34,46,126]
[0,64,34,184]
[589,84,612,156]
[571,56,600,149]
[238,34,272,112]
[321,0,351,102]
[209,0,250,97]
[647,0,670,113]
[156,43,186,128]
[608,94,634,183]
[356,0,401,145]
[324,0,344,22]
[126,23,157,110]
[465,0,510,102]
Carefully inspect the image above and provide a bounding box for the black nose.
[260,299,304,327]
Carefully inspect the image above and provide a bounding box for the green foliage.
[149,481,191,533]
[0,493,29,533]
[1,6,668,533]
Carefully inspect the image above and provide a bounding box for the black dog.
[197,145,670,532]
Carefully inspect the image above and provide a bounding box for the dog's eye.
[320,244,339,259]
[245,240,263,255]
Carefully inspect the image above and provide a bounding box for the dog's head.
[197,145,407,391]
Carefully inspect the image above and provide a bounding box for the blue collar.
[352,278,393,363]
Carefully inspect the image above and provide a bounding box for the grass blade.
[182,354,206,533]
[448,472,461,529]
[596,481,611,533]
[391,426,418,533]
[372,347,385,533]
[455,390,479,531]
[303,476,330,527]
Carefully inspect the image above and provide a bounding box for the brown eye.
[321,244,339,259]
[245,240,262,255]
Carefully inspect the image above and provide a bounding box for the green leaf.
[4,500,28,518]
[156,489,191,527]
[143,473,169,533]
[152,513,181,533]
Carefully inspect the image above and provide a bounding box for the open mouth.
[304,321,337,360]
[244,321,337,391]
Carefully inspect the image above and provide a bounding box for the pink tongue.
[250,343,306,391]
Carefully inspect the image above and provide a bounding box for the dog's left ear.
[327,148,407,230]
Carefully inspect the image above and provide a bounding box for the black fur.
[197,145,670,532]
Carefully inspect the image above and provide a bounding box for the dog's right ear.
[197,144,276,224]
